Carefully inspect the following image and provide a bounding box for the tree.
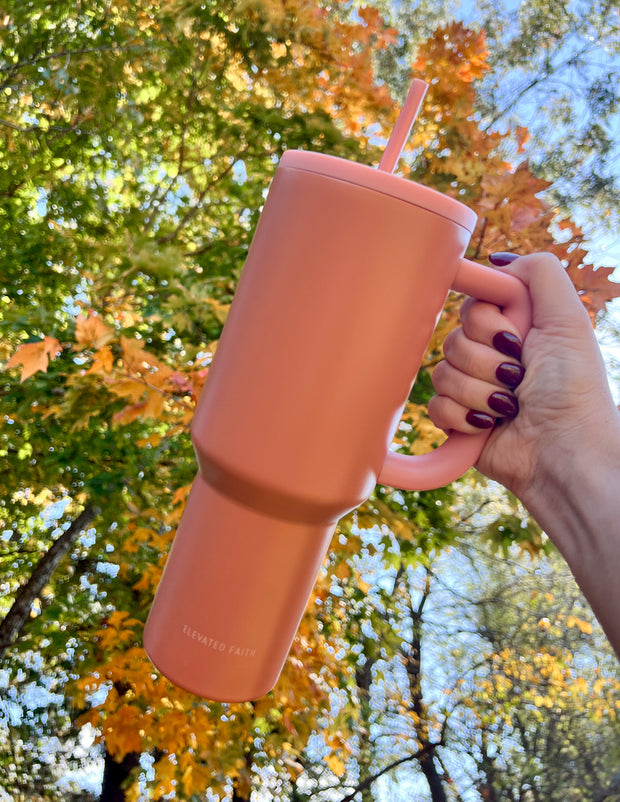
[452,538,620,801]
[1,1,619,800]
[297,489,620,802]
[469,0,620,238]
[0,1,401,798]
[371,0,620,250]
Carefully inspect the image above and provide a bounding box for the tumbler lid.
[280,150,477,234]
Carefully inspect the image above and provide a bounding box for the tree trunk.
[476,731,500,802]
[400,568,448,802]
[355,648,377,802]
[231,744,254,801]
[418,752,448,802]
[0,504,99,661]
[99,749,140,802]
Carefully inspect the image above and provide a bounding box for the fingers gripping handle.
[451,259,532,336]
[377,259,532,492]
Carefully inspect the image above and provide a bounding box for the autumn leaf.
[172,484,192,506]
[564,262,620,320]
[5,337,62,382]
[74,311,115,351]
[120,336,173,388]
[86,345,115,375]
[103,706,148,759]
[566,615,593,635]
[326,753,347,777]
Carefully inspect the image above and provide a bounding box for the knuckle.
[442,329,481,379]
[427,394,449,430]
[431,360,449,392]
[432,361,467,401]
[442,328,461,361]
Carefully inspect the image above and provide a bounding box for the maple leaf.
[5,336,62,382]
[564,262,620,320]
[112,399,149,425]
[120,336,173,388]
[85,345,115,375]
[74,311,114,351]
[103,706,148,759]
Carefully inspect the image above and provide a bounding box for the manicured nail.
[492,331,522,360]
[489,252,519,266]
[496,362,525,389]
[466,410,495,429]
[488,391,519,417]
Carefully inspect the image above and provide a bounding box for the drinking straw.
[378,79,428,173]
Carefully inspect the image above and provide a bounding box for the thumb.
[491,252,590,329]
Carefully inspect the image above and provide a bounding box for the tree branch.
[0,503,100,662]
[335,744,441,802]
[482,42,594,132]
[155,146,252,245]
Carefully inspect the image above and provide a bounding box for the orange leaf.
[566,615,593,635]
[120,335,173,388]
[103,706,147,759]
[75,311,114,351]
[172,484,192,506]
[5,337,62,382]
[112,400,148,425]
[565,262,620,320]
[107,377,146,403]
[86,345,114,375]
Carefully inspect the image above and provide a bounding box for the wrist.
[524,411,620,558]
[521,411,620,654]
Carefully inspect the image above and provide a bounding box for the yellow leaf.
[136,432,162,448]
[566,615,593,634]
[574,676,589,695]
[326,754,346,777]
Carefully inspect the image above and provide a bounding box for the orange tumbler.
[144,83,532,701]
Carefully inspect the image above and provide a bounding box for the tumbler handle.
[377,259,532,491]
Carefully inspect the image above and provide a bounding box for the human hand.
[428,252,619,506]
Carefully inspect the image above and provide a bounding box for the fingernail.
[492,331,522,360]
[488,391,519,417]
[489,252,519,266]
[466,410,495,429]
[496,362,525,389]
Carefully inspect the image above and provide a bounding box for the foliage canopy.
[1,1,618,800]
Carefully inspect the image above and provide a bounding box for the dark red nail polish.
[488,391,519,417]
[466,410,495,429]
[496,362,525,389]
[489,252,519,266]
[492,331,522,360]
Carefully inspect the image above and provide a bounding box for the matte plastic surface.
[144,476,333,701]
[144,152,532,701]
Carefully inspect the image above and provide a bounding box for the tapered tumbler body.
[144,152,486,701]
